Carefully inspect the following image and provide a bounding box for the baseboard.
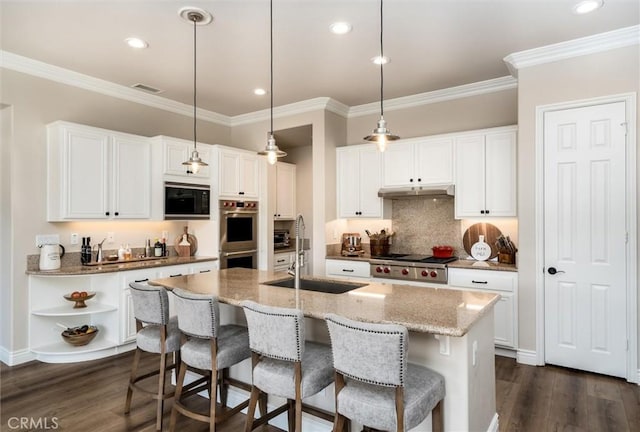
[0,346,36,366]
[516,349,538,366]
[225,387,333,432]
[495,347,516,359]
[487,413,499,432]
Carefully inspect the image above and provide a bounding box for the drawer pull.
[199,270,211,273]
[472,280,488,284]
[170,273,183,278]
[134,278,149,283]
[276,259,286,263]
[342,269,355,273]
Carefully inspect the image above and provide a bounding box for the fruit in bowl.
[63,291,95,308]
[61,325,99,346]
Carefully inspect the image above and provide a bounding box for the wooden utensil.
[462,223,502,259]
[174,226,198,256]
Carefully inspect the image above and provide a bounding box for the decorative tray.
[82,256,170,266]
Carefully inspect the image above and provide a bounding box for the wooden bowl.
[61,326,99,346]
[63,292,95,308]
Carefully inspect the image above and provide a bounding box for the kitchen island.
[150,268,500,432]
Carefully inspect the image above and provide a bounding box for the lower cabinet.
[325,259,371,281]
[448,268,518,349]
[274,252,295,272]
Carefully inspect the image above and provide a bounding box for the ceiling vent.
[131,83,164,94]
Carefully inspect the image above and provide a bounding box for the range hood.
[377,184,455,199]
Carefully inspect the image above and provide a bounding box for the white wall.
[1,105,14,354]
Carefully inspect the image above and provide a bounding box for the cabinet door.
[358,147,384,217]
[121,289,137,344]
[274,252,293,271]
[62,126,110,218]
[485,131,517,216]
[239,153,259,198]
[454,134,486,218]
[415,137,454,184]
[112,135,151,219]
[381,142,414,186]
[493,293,515,348]
[219,150,241,196]
[337,148,361,218]
[163,139,190,176]
[276,163,296,219]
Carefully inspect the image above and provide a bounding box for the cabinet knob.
[417,178,422,182]
[105,211,110,216]
[485,210,490,214]
[114,212,119,216]
[480,210,485,214]
[409,178,414,182]
[239,191,245,195]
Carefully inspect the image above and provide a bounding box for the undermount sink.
[263,277,367,294]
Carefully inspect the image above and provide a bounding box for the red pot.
[432,245,454,258]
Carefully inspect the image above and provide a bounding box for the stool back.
[129,283,170,325]
[172,288,220,339]
[241,300,304,362]
[325,313,407,387]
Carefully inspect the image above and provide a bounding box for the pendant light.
[257,0,287,165]
[180,7,211,174]
[364,0,399,152]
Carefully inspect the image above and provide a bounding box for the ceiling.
[1,1,638,117]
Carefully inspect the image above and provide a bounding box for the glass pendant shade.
[182,149,208,173]
[364,117,399,152]
[258,134,287,165]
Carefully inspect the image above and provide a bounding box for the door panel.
[544,101,627,378]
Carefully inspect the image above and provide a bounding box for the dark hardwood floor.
[1,352,638,431]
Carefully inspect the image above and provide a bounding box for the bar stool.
[169,288,253,432]
[124,283,182,431]
[325,313,446,432]
[241,300,335,432]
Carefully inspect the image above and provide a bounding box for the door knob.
[547,267,565,275]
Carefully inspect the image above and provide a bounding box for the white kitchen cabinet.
[218,148,259,199]
[325,259,370,281]
[120,269,159,344]
[454,126,517,218]
[337,144,390,218]
[156,136,212,180]
[448,268,518,349]
[382,136,454,187]
[275,162,296,220]
[274,251,295,272]
[47,121,151,221]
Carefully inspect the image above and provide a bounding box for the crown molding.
[229,97,350,126]
[347,76,518,118]
[504,25,640,77]
[0,50,232,126]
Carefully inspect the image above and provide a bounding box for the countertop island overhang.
[150,268,500,432]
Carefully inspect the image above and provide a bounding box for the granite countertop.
[325,254,517,272]
[149,268,499,337]
[26,256,218,276]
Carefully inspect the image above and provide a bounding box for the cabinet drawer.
[448,268,516,292]
[326,259,370,279]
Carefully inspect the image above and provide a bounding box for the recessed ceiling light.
[254,88,267,96]
[371,56,389,65]
[573,0,604,14]
[330,22,352,35]
[125,37,148,49]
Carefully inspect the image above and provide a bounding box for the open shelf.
[31,332,118,356]
[32,302,117,317]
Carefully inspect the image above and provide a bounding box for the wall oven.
[219,200,258,269]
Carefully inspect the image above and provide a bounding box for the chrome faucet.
[288,214,306,289]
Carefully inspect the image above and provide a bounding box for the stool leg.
[432,399,444,432]
[294,362,302,432]
[219,368,229,408]
[244,386,261,432]
[287,399,295,432]
[156,351,168,431]
[124,348,142,414]
[169,361,187,432]
[209,373,218,432]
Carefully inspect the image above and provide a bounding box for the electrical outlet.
[70,233,79,245]
[35,234,60,247]
[106,232,115,244]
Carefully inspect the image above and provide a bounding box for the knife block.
[498,252,516,265]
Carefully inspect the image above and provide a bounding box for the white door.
[544,101,627,378]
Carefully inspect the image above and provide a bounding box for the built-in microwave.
[164,182,210,220]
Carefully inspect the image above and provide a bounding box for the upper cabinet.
[154,136,212,181]
[454,126,517,218]
[275,162,296,220]
[382,137,454,187]
[337,144,390,218]
[47,122,151,221]
[218,148,259,199]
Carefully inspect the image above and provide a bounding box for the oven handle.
[222,210,258,215]
[222,249,257,257]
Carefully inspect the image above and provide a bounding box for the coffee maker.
[341,233,364,257]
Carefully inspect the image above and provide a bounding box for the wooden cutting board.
[174,226,198,256]
[462,223,502,259]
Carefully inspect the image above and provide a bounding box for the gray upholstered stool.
[241,300,335,432]
[325,313,446,432]
[125,282,182,431]
[169,288,253,432]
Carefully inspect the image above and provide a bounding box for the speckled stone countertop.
[26,256,218,276]
[326,254,517,272]
[149,268,499,337]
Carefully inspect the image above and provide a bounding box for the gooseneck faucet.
[287,214,306,289]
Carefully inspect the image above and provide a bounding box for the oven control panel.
[220,200,258,209]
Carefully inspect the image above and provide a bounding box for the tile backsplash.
[390,197,465,256]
